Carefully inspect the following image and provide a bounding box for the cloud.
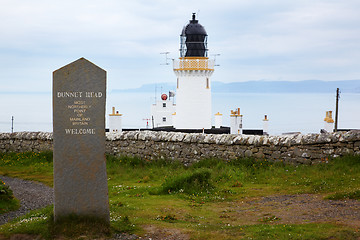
[0,0,360,92]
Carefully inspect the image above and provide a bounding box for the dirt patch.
[142,225,190,240]
[219,194,360,227]
[139,194,360,239]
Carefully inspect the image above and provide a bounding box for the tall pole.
[11,116,14,133]
[334,88,340,132]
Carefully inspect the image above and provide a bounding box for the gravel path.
[0,175,53,225]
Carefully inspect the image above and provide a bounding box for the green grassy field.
[0,151,360,239]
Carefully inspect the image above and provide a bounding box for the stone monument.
[52,58,110,222]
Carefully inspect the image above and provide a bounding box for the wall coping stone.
[0,132,53,140]
[0,130,359,146]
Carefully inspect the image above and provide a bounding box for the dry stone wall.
[1,130,360,165]
[0,132,53,153]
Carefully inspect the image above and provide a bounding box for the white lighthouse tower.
[173,13,214,129]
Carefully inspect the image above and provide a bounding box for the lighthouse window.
[162,117,167,122]
[206,78,209,89]
[163,103,166,108]
[177,78,179,88]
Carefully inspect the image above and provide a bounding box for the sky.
[1,0,360,93]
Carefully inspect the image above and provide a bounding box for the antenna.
[11,116,14,133]
[334,88,340,132]
[211,53,221,66]
[154,84,158,104]
[160,52,170,65]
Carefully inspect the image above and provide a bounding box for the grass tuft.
[111,215,137,234]
[326,190,360,200]
[150,169,215,195]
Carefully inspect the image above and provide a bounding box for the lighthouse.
[173,13,214,129]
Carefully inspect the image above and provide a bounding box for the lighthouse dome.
[180,13,208,58]
[181,14,207,36]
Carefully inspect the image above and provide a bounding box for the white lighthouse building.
[230,108,243,134]
[108,107,122,133]
[151,93,176,128]
[173,13,214,129]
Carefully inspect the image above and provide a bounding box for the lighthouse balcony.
[173,57,214,71]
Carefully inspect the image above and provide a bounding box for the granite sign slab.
[52,58,109,222]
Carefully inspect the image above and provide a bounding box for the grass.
[0,199,19,215]
[0,151,53,186]
[0,152,360,239]
[150,169,215,195]
[240,224,359,240]
[0,206,52,238]
[0,205,136,240]
[49,214,112,239]
[325,190,360,200]
[0,179,20,214]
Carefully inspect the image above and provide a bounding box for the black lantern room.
[180,13,208,58]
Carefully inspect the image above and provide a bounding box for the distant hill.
[112,80,360,93]
[112,83,176,93]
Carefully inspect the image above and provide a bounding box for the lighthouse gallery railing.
[173,58,214,71]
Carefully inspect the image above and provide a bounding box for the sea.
[0,91,359,136]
